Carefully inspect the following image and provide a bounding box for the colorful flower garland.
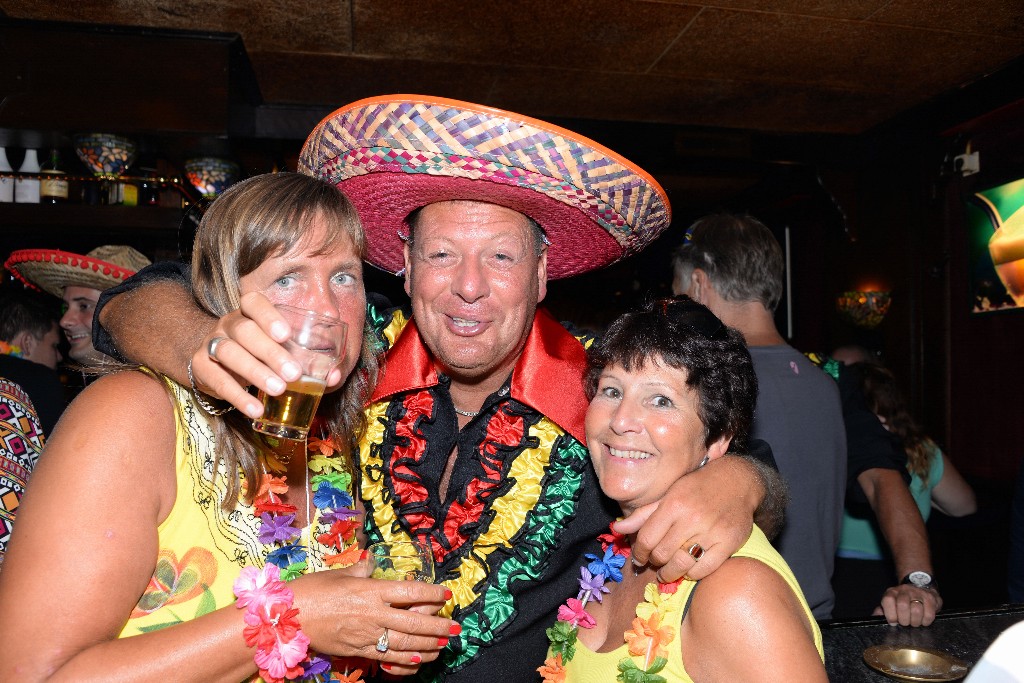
[540,524,682,683]
[232,431,365,683]
[0,341,22,358]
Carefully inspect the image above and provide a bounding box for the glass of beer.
[252,305,346,440]
[367,540,435,582]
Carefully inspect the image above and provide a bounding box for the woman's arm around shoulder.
[680,556,826,683]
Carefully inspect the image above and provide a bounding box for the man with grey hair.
[673,212,940,626]
[671,213,843,621]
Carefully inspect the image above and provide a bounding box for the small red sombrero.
[4,245,151,298]
[298,95,672,279]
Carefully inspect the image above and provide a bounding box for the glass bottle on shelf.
[0,147,13,203]
[40,148,69,204]
[14,148,41,203]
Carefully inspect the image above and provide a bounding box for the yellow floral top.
[119,374,335,638]
[556,526,823,682]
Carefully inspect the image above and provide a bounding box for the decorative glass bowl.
[74,133,137,177]
[184,157,240,198]
[836,290,892,329]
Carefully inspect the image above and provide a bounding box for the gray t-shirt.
[750,344,847,620]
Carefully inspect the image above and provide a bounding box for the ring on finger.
[376,627,390,653]
[686,542,705,561]
[207,336,230,362]
[910,598,924,605]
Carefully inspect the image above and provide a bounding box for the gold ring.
[910,599,924,605]
[687,542,705,561]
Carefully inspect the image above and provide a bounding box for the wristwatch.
[901,571,937,591]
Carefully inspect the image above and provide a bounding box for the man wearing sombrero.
[5,245,151,365]
[95,96,780,681]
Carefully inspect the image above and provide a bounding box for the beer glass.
[367,541,435,582]
[252,305,346,440]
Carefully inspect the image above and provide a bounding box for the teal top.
[837,443,943,560]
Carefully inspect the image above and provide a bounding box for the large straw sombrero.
[5,245,151,298]
[299,95,671,279]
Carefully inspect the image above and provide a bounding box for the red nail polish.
[411,654,422,664]
[438,637,449,646]
[360,549,368,561]
[443,588,453,600]
[381,664,392,671]
[449,623,462,635]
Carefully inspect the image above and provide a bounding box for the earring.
[395,268,406,277]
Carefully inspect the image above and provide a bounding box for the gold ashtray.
[863,645,970,681]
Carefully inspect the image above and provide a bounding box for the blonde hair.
[190,172,377,506]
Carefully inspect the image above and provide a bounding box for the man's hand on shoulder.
[613,455,764,582]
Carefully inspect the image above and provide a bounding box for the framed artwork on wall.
[967,177,1024,313]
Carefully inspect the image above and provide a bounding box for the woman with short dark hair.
[541,296,825,683]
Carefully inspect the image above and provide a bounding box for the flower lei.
[540,524,682,683]
[0,341,22,358]
[232,432,365,683]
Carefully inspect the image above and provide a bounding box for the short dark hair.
[584,296,757,452]
[405,203,548,256]
[0,289,60,342]
[672,213,784,311]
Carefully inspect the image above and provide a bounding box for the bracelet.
[234,564,313,681]
[187,358,234,416]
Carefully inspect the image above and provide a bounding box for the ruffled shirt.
[358,306,614,681]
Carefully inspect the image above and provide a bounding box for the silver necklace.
[452,385,507,419]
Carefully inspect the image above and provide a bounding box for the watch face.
[908,571,932,587]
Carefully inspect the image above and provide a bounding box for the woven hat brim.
[300,95,671,278]
[5,250,144,299]
[340,173,622,279]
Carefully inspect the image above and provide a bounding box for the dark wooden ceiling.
[3,0,1024,137]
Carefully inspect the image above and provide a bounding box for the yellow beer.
[254,375,327,440]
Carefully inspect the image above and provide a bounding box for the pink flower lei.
[540,524,682,683]
[233,430,364,683]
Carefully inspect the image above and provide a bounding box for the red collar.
[370,308,589,443]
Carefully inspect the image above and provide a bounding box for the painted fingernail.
[443,588,453,600]
[360,549,368,561]
[411,654,422,664]
[381,664,392,671]
[449,624,462,635]
[438,637,449,646]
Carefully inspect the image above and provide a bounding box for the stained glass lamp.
[184,157,239,198]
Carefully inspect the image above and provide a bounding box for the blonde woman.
[0,173,456,682]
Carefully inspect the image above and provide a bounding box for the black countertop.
[822,605,1024,681]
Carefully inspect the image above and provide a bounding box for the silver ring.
[376,627,390,653]
[910,598,924,605]
[687,542,705,561]
[207,336,229,361]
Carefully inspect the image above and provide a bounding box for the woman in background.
[845,362,976,536]
[834,361,976,617]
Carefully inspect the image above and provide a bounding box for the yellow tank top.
[559,526,824,682]
[119,374,335,638]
